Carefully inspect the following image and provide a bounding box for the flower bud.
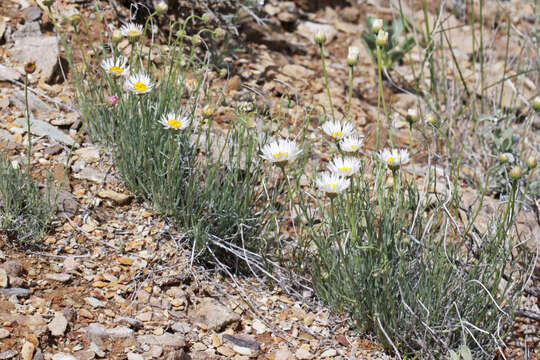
[346,46,359,66]
[25,61,36,74]
[156,1,168,13]
[376,30,388,46]
[107,95,118,106]
[532,96,540,111]
[498,153,512,163]
[525,155,537,169]
[214,28,226,39]
[372,18,383,33]
[202,104,214,118]
[219,68,228,77]
[426,113,437,126]
[191,35,202,46]
[314,30,326,45]
[201,13,210,24]
[406,108,417,125]
[509,166,523,180]
[112,29,123,43]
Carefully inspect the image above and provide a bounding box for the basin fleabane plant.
[316,172,350,197]
[328,156,361,177]
[159,112,191,131]
[321,120,354,140]
[379,148,410,170]
[340,135,363,153]
[101,56,129,77]
[260,138,302,167]
[126,72,154,95]
[120,22,143,40]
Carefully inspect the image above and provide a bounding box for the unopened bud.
[509,166,523,180]
[202,104,214,118]
[112,29,123,43]
[532,96,540,111]
[24,61,36,74]
[372,18,383,33]
[201,13,210,24]
[176,29,184,38]
[314,30,326,45]
[156,1,168,13]
[219,68,228,77]
[525,155,537,169]
[346,46,359,66]
[406,108,417,125]
[191,35,202,45]
[107,95,118,106]
[498,153,513,163]
[214,28,226,39]
[376,30,388,46]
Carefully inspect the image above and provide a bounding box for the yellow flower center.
[339,167,351,175]
[352,145,356,149]
[332,131,342,139]
[133,81,148,92]
[273,152,288,159]
[109,66,123,75]
[327,183,337,190]
[128,29,140,36]
[387,157,400,165]
[168,119,182,128]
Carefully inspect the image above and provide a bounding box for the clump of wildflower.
[376,30,388,46]
[101,57,129,77]
[340,136,363,153]
[121,22,143,40]
[346,46,359,66]
[379,148,410,171]
[260,138,302,167]
[314,30,326,45]
[159,112,190,131]
[316,172,350,198]
[321,120,354,141]
[328,157,361,177]
[372,18,383,33]
[125,72,154,94]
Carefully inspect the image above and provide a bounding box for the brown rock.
[1,260,25,277]
[97,189,132,205]
[20,341,34,360]
[189,297,240,331]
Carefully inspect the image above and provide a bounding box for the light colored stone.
[10,90,54,115]
[48,312,68,336]
[296,21,338,44]
[10,35,59,82]
[52,354,79,360]
[0,65,20,82]
[127,353,143,360]
[97,189,132,205]
[0,329,9,339]
[20,341,34,360]
[189,297,240,331]
[73,167,107,183]
[0,350,18,359]
[75,147,100,163]
[274,348,293,360]
[14,117,74,146]
[45,273,71,283]
[0,269,7,288]
[320,348,337,357]
[136,334,185,348]
[85,297,105,308]
[295,348,314,360]
[90,342,105,358]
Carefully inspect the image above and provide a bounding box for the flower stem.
[319,44,335,121]
[24,72,31,176]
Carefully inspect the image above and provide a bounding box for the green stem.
[319,44,335,121]
[24,72,31,176]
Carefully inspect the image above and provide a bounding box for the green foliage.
[0,157,54,247]
[361,17,415,69]
[300,162,532,357]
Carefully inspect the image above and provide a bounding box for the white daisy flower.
[328,157,361,177]
[347,46,359,66]
[101,57,129,77]
[321,120,354,140]
[316,172,350,198]
[159,112,190,131]
[340,136,363,153]
[379,148,410,170]
[125,72,154,94]
[260,138,302,166]
[120,22,143,40]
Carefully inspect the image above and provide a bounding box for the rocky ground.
[0,0,539,359]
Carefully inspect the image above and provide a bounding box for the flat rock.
[296,21,338,44]
[14,117,74,146]
[22,6,42,22]
[0,269,7,288]
[85,297,105,308]
[75,147,100,163]
[0,129,15,145]
[0,350,17,360]
[48,312,68,336]
[11,22,41,40]
[52,354,79,360]
[45,273,71,283]
[0,328,10,339]
[0,288,30,297]
[170,321,190,333]
[189,297,240,331]
[320,348,337,357]
[97,189,132,205]
[10,35,59,83]
[136,334,185,348]
[73,167,106,183]
[295,348,314,360]
[0,260,25,277]
[0,65,20,82]
[10,90,55,115]
[21,341,34,360]
[84,323,134,340]
[127,353,143,360]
